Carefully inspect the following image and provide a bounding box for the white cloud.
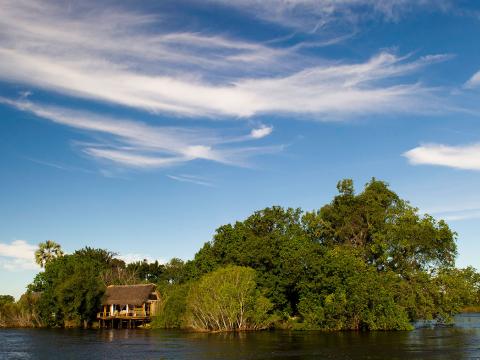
[83,149,187,169]
[0,48,445,119]
[0,98,280,169]
[464,70,480,89]
[208,0,451,32]
[0,1,449,120]
[0,240,38,271]
[404,143,480,171]
[0,240,36,260]
[236,53,449,118]
[250,125,273,139]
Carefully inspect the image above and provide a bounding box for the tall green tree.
[126,260,165,283]
[35,240,64,268]
[191,206,319,315]
[29,247,119,327]
[297,247,412,330]
[302,178,457,273]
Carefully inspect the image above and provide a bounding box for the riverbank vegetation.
[0,293,42,328]
[185,266,275,331]
[1,179,479,331]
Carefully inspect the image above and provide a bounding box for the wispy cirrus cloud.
[167,174,214,187]
[24,157,94,174]
[0,0,314,88]
[0,97,279,169]
[0,0,451,120]
[441,209,480,221]
[424,205,480,222]
[404,143,480,171]
[0,48,450,119]
[0,240,38,271]
[208,0,452,32]
[0,0,463,176]
[0,0,303,76]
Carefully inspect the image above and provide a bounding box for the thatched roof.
[102,284,158,306]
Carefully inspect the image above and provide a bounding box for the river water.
[1,314,479,359]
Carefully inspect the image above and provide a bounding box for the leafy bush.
[0,293,42,328]
[185,266,274,331]
[298,247,413,330]
[151,283,190,328]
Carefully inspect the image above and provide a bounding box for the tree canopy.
[184,179,464,329]
[6,178,477,331]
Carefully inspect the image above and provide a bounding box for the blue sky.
[1,0,480,298]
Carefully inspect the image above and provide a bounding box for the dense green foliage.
[21,250,191,327]
[126,260,165,283]
[0,295,14,307]
[303,179,456,274]
[190,206,312,315]
[185,266,274,331]
[179,179,468,330]
[151,283,190,329]
[296,247,412,330]
[0,293,41,327]
[28,248,118,327]
[4,178,479,331]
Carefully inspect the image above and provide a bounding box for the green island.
[1,179,479,331]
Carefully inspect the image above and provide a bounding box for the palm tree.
[35,240,64,268]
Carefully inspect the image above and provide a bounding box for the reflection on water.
[455,313,480,329]
[1,314,479,359]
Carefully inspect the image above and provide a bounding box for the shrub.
[151,283,190,328]
[185,266,274,331]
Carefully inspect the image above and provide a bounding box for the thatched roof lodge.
[97,284,160,328]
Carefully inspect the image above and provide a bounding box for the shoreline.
[2,312,479,331]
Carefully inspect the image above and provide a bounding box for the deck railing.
[97,309,150,319]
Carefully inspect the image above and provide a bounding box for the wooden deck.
[97,311,151,328]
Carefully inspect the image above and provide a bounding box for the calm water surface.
[1,314,480,359]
